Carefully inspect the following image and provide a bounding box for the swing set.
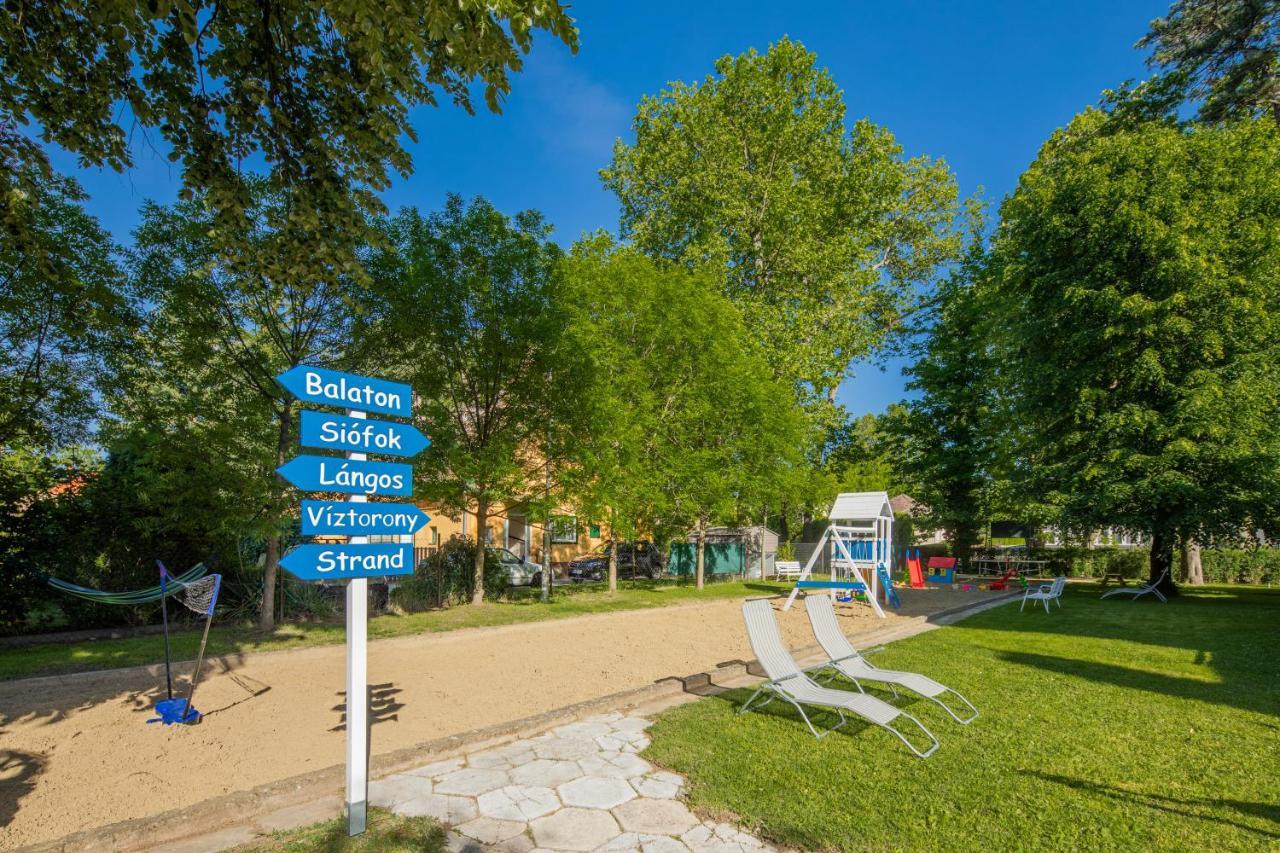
[47,561,221,725]
[783,492,896,616]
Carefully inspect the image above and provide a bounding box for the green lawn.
[236,807,445,852]
[644,585,1280,851]
[0,578,791,681]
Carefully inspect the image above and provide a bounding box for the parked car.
[493,547,543,587]
[568,541,664,582]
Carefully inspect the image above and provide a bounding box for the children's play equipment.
[904,549,925,589]
[46,562,220,725]
[876,564,901,609]
[783,492,894,617]
[988,567,1018,591]
[925,556,956,584]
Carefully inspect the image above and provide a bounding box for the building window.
[589,524,601,539]
[550,515,578,544]
[430,526,439,545]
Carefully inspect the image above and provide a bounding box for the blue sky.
[51,0,1168,415]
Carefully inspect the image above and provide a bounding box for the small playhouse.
[783,491,895,617]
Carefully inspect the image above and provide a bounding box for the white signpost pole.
[345,409,369,836]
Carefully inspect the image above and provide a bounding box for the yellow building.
[411,501,608,567]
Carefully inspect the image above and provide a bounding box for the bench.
[775,560,802,580]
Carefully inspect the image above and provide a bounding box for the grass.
[0,577,792,681]
[235,807,446,852]
[644,584,1280,851]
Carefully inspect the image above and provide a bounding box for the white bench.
[775,560,802,580]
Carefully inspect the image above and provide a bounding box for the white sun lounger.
[1100,567,1169,603]
[739,599,939,758]
[1021,576,1066,612]
[803,595,978,724]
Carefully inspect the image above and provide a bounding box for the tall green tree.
[2,1,577,269]
[365,196,576,604]
[823,412,911,497]
[1141,0,1280,125]
[988,112,1280,593]
[602,37,961,406]
[124,182,358,629]
[884,240,995,563]
[1,167,136,450]
[561,243,807,589]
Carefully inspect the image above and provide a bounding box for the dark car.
[568,541,664,582]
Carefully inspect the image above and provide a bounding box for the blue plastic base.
[148,698,201,725]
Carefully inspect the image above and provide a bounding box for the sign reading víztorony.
[298,409,429,457]
[276,366,411,418]
[300,500,431,537]
[276,455,412,496]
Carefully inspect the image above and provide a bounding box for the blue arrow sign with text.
[299,409,429,457]
[301,499,431,537]
[277,455,412,496]
[280,543,415,581]
[277,366,411,418]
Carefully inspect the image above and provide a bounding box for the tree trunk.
[695,518,706,590]
[1179,533,1204,586]
[472,498,488,605]
[540,512,552,603]
[777,502,789,543]
[1148,527,1178,596]
[607,537,618,594]
[259,402,292,631]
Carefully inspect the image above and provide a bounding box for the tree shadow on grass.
[995,649,1278,719]
[1023,769,1280,841]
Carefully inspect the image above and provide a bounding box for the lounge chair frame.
[739,599,939,758]
[803,595,978,724]
[1100,567,1169,602]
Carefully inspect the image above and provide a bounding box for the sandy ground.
[0,587,997,848]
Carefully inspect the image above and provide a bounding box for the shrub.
[392,538,505,611]
[1200,548,1280,585]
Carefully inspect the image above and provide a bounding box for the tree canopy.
[602,37,961,405]
[560,242,807,587]
[2,0,578,269]
[1141,0,1280,125]
[364,195,576,604]
[988,112,1280,588]
[0,167,136,450]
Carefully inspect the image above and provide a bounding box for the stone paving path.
[369,712,775,852]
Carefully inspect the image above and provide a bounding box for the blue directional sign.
[299,409,429,458]
[301,500,431,537]
[277,366,411,418]
[280,543,415,581]
[277,455,412,496]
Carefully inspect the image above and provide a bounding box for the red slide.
[906,551,926,589]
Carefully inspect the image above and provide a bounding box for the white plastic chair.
[1100,567,1169,603]
[803,595,978,724]
[739,599,939,758]
[1021,576,1066,613]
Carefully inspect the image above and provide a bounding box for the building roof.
[827,491,893,522]
[890,494,925,515]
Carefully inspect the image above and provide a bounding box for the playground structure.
[783,492,894,617]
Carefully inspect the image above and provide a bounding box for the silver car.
[494,547,543,586]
